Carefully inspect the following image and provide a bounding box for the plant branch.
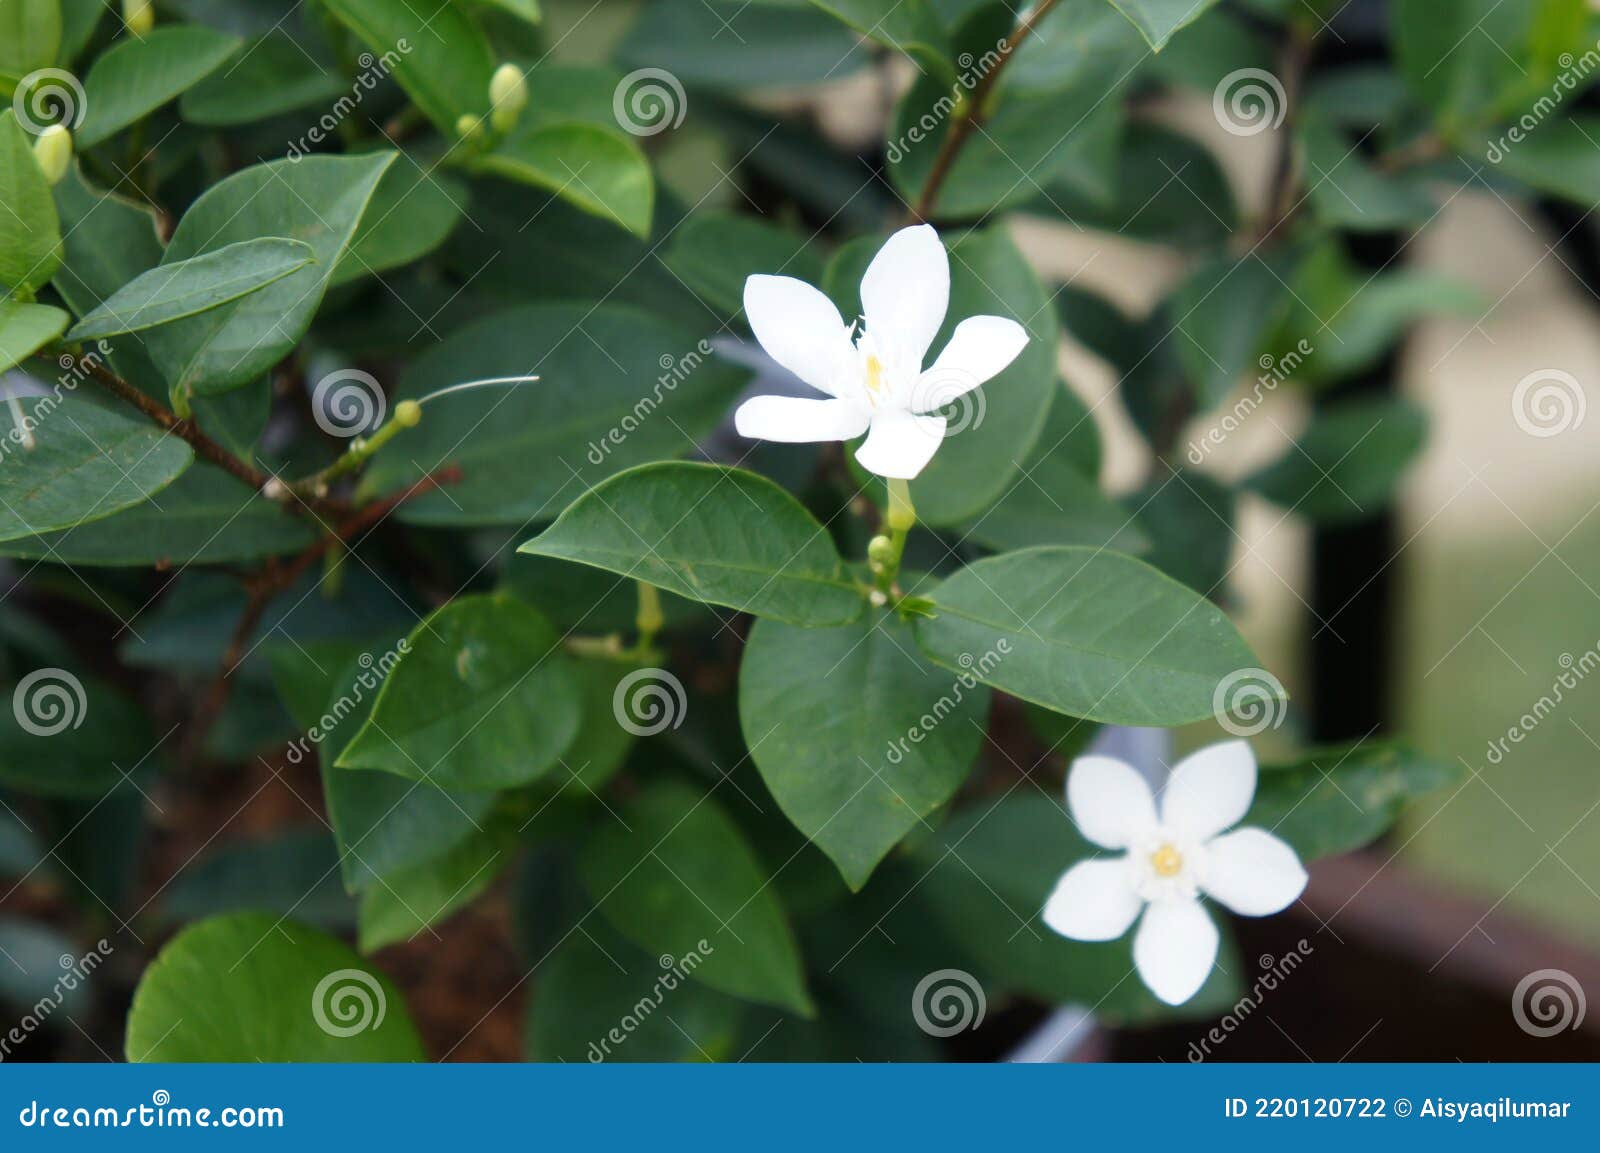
[909,0,1061,222]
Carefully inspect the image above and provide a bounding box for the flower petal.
[853,407,945,479]
[910,316,1028,413]
[1042,858,1142,942]
[1201,828,1308,916]
[734,395,869,444]
[743,274,855,398]
[1133,897,1218,1006]
[1067,755,1158,850]
[860,224,949,371]
[1160,738,1257,841]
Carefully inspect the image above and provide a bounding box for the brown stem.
[909,0,1061,223]
[1254,21,1315,247]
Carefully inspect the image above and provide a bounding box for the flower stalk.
[871,477,916,599]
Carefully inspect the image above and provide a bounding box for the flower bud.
[31,125,72,185]
[123,0,154,36]
[455,114,484,143]
[393,399,422,428]
[488,64,527,134]
[866,534,895,568]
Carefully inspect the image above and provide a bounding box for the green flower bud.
[123,0,154,36]
[866,534,896,567]
[488,64,528,134]
[393,399,422,428]
[455,113,484,143]
[31,125,72,186]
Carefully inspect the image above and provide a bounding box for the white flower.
[1042,739,1308,1006]
[733,224,1028,480]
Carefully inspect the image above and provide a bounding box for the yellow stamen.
[1150,843,1183,878]
[865,354,885,399]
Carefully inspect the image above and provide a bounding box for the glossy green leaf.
[1247,740,1462,861]
[556,658,642,795]
[1131,467,1235,595]
[145,152,394,398]
[77,25,242,148]
[0,391,192,543]
[1489,115,1600,206]
[527,922,745,1061]
[808,0,951,78]
[579,779,813,1015]
[905,793,1242,1021]
[661,212,824,319]
[160,828,356,930]
[0,110,60,293]
[521,463,866,627]
[0,468,312,565]
[740,609,986,890]
[1301,116,1435,232]
[618,0,868,89]
[0,670,153,797]
[358,818,516,951]
[125,913,424,1061]
[359,303,748,525]
[1173,252,1297,413]
[66,237,314,341]
[825,227,1059,526]
[473,122,653,238]
[915,546,1263,726]
[332,157,465,286]
[178,33,344,125]
[1106,0,1222,50]
[338,594,582,790]
[320,0,495,132]
[0,0,60,75]
[0,298,67,371]
[1245,397,1427,523]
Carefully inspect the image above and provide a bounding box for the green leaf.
[66,237,315,341]
[521,463,866,627]
[358,303,748,526]
[958,384,1146,554]
[1488,115,1600,206]
[478,0,541,24]
[160,828,356,931]
[0,109,61,294]
[1245,396,1427,523]
[557,658,642,795]
[914,546,1264,726]
[0,468,313,566]
[527,922,745,1061]
[320,0,494,132]
[1106,0,1222,50]
[807,0,951,79]
[358,818,516,951]
[332,156,465,286]
[125,912,424,1061]
[0,298,67,371]
[1172,251,1295,413]
[1301,116,1436,233]
[144,152,394,398]
[1247,740,1463,860]
[178,33,345,125]
[0,670,153,797]
[77,25,242,148]
[0,391,192,543]
[1131,467,1235,594]
[337,594,583,791]
[824,227,1059,526]
[0,0,60,75]
[473,122,653,238]
[739,608,986,890]
[579,779,813,1015]
[661,212,824,319]
[904,793,1242,1021]
[55,0,99,65]
[618,0,868,89]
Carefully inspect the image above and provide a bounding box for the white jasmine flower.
[733,224,1028,479]
[1042,739,1308,1006]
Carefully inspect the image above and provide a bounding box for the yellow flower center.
[864,354,885,401]
[1150,843,1184,878]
